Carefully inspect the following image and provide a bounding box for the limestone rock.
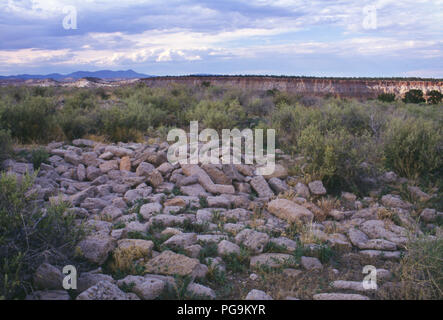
[313,293,369,300]
[267,199,313,223]
[245,289,273,300]
[308,180,326,195]
[235,229,269,254]
[33,263,63,290]
[117,275,165,300]
[217,240,241,256]
[187,283,216,299]
[144,250,208,278]
[77,235,116,265]
[250,175,274,198]
[301,256,322,270]
[250,253,294,268]
[76,280,130,300]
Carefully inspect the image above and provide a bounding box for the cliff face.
[141,76,443,99]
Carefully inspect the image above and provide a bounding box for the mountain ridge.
[0,69,153,80]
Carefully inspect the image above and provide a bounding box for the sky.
[0,0,442,77]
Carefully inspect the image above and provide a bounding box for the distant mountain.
[0,70,154,80]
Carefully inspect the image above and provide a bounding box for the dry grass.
[251,268,336,300]
[299,222,327,245]
[384,236,443,299]
[377,207,395,221]
[108,246,148,275]
[315,196,340,221]
[84,134,110,144]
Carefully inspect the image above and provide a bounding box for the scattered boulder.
[313,293,369,300]
[117,275,165,300]
[77,235,116,265]
[300,256,322,270]
[144,250,208,278]
[187,283,216,299]
[245,289,273,300]
[267,199,313,223]
[308,180,326,195]
[76,280,131,300]
[235,229,269,254]
[250,175,274,198]
[33,263,63,290]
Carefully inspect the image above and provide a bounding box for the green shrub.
[186,99,246,131]
[64,90,97,110]
[0,96,57,143]
[57,105,98,141]
[383,117,442,180]
[377,93,396,102]
[297,125,375,193]
[0,129,13,161]
[403,89,426,104]
[0,172,86,299]
[393,236,443,299]
[427,90,443,104]
[31,148,49,170]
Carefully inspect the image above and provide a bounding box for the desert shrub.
[403,89,426,104]
[127,85,195,127]
[0,172,86,299]
[383,117,442,180]
[427,90,443,104]
[186,99,246,131]
[30,148,49,170]
[31,86,54,97]
[0,96,57,143]
[273,91,298,106]
[94,87,110,100]
[297,125,375,193]
[64,90,97,110]
[377,93,396,102]
[57,105,98,140]
[244,97,274,117]
[0,129,13,161]
[99,101,167,142]
[392,236,443,299]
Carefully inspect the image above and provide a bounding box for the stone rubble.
[3,139,439,300]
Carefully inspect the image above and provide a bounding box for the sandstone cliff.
[141,76,443,99]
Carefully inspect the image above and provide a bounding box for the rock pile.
[2,139,440,300]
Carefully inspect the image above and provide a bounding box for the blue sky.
[1,0,442,77]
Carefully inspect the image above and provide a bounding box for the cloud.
[0,0,442,76]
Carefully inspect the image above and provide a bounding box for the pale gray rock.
[235,229,269,254]
[187,283,216,299]
[117,275,165,300]
[250,175,274,198]
[217,240,241,256]
[76,280,130,300]
[268,177,289,194]
[313,293,369,300]
[163,233,197,250]
[77,235,116,265]
[250,253,294,268]
[301,256,322,270]
[245,289,273,300]
[140,202,162,219]
[33,263,63,290]
[308,180,326,195]
[295,182,310,198]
